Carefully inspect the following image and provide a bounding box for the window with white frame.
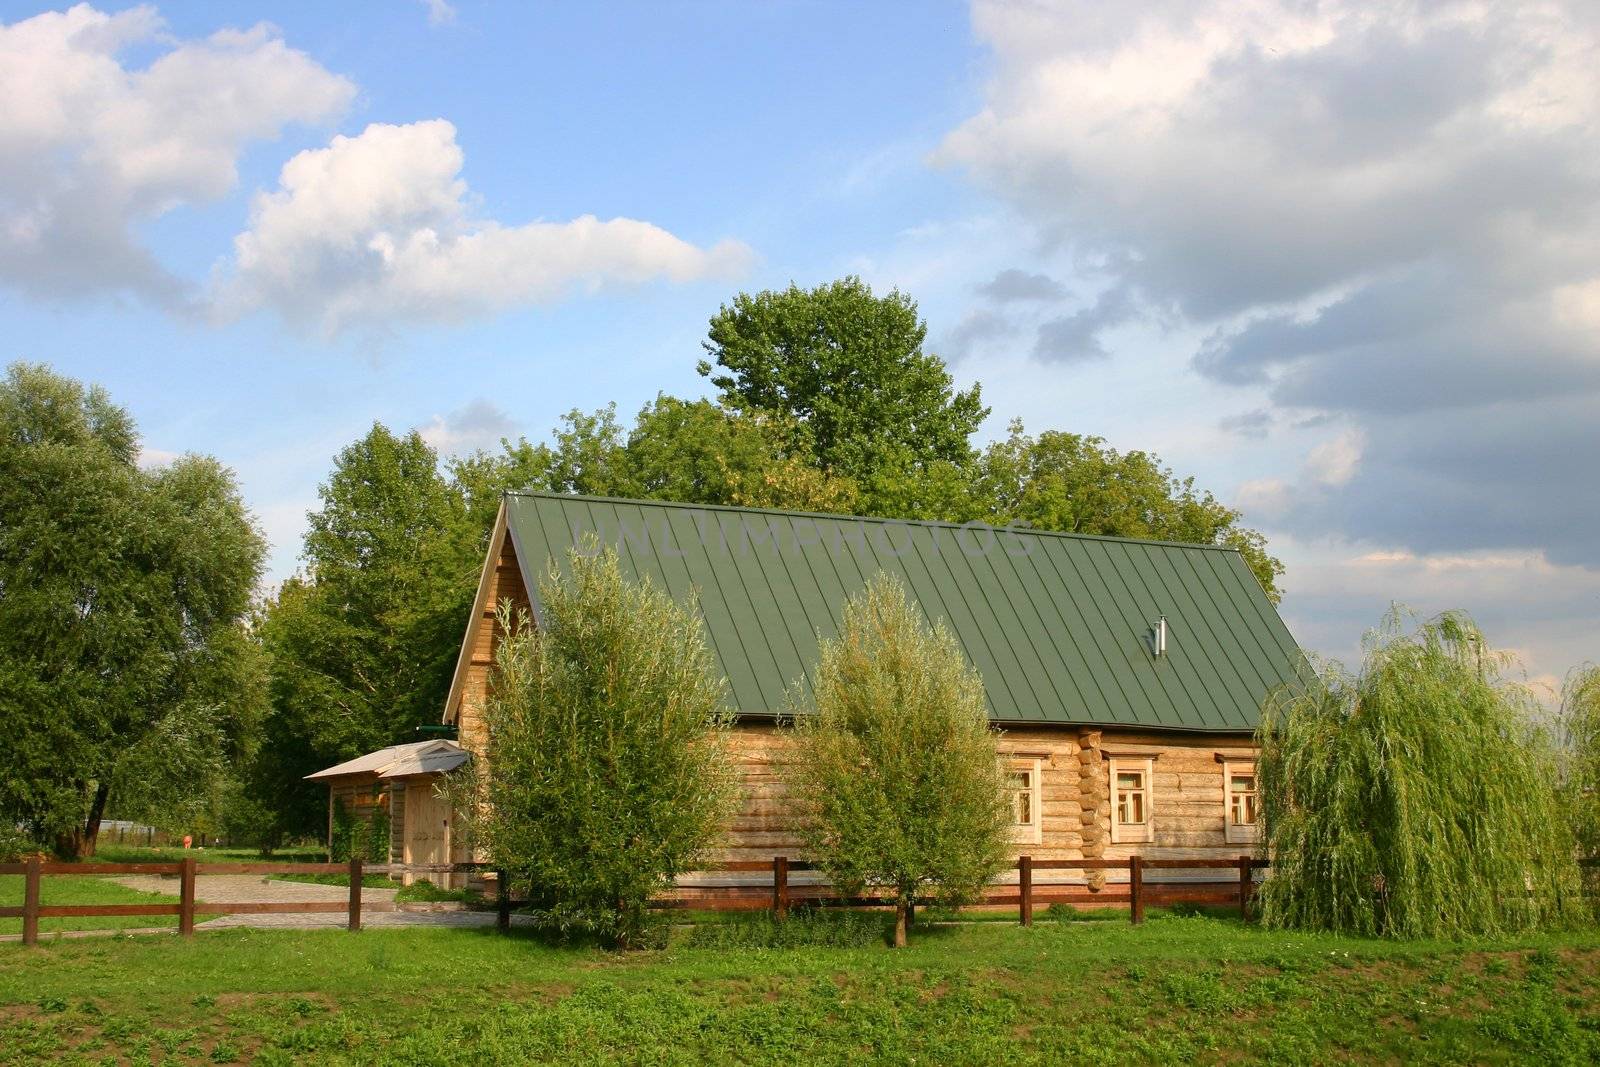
[1108,757,1154,843]
[1224,761,1258,844]
[1005,758,1043,844]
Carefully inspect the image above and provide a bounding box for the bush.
[1257,609,1584,938]
[458,545,736,948]
[786,573,1012,947]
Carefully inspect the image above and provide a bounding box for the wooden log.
[1019,855,1033,927]
[1141,857,1266,869]
[773,856,789,921]
[196,863,344,875]
[39,862,183,875]
[1029,858,1126,870]
[1130,856,1144,925]
[22,856,40,947]
[0,863,26,875]
[35,904,182,918]
[179,857,196,937]
[348,856,363,932]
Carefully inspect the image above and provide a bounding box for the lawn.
[3,913,1599,1064]
[0,875,178,936]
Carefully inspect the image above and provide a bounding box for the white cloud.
[418,398,518,456]
[135,445,179,468]
[0,4,354,303]
[1304,427,1363,487]
[1273,535,1600,702]
[420,0,456,27]
[1235,477,1292,519]
[940,0,1600,570]
[216,119,752,335]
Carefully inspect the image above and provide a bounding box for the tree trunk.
[893,901,909,948]
[81,781,110,858]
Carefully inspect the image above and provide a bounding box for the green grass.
[0,875,178,936]
[3,914,1599,1063]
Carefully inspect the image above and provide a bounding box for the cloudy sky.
[4,1,1597,696]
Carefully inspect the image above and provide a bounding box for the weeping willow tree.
[1561,665,1600,899]
[1256,609,1582,939]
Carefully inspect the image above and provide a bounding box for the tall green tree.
[251,426,481,842]
[457,546,736,947]
[974,422,1284,600]
[1257,609,1582,938]
[698,277,988,500]
[0,363,265,857]
[787,573,1012,948]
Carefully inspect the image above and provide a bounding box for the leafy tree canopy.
[698,277,989,491]
[454,546,736,946]
[0,363,265,856]
[973,422,1284,600]
[787,573,1012,947]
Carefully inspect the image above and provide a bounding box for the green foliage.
[460,546,736,946]
[0,363,266,858]
[699,277,989,492]
[1257,608,1584,938]
[328,798,388,864]
[786,573,1012,946]
[684,907,888,948]
[532,396,859,514]
[329,800,361,864]
[972,421,1284,600]
[1561,665,1600,895]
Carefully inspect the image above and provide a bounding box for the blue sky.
[5,1,1599,697]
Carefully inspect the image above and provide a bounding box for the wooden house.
[311,491,1305,895]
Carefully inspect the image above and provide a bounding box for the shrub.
[1257,608,1583,938]
[786,572,1011,947]
[459,545,736,947]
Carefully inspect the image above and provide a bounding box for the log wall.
[705,723,1257,883]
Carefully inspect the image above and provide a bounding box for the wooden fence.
[2,854,1268,945]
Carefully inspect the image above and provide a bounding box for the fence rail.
[3,854,1269,945]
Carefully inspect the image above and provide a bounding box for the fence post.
[347,855,363,932]
[1237,855,1252,919]
[1019,856,1033,927]
[179,857,196,937]
[21,855,41,947]
[773,856,789,921]
[496,869,511,934]
[1129,856,1144,925]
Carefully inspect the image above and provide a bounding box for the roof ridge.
[502,490,1241,553]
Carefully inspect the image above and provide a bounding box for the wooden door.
[404,781,451,887]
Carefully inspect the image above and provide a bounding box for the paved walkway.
[108,872,517,931]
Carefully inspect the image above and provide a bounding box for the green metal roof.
[502,492,1305,733]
